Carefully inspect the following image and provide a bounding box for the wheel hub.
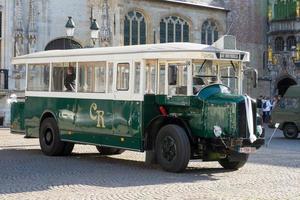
[162,136,177,162]
[44,129,53,145]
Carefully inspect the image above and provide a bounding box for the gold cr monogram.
[89,103,106,128]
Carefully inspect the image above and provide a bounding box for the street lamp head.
[65,16,75,37]
[90,19,100,40]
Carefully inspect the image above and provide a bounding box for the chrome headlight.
[257,125,263,136]
[213,125,222,137]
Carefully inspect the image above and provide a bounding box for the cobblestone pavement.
[0,127,299,200]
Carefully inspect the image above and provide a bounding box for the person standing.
[262,97,272,123]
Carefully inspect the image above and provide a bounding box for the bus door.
[113,61,133,137]
[112,61,143,149]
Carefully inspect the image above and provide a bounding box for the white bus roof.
[12,43,250,64]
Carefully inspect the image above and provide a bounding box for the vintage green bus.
[11,36,264,172]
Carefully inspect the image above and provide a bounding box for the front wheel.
[283,124,299,139]
[218,154,249,170]
[155,125,191,173]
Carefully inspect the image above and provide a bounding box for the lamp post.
[90,19,100,47]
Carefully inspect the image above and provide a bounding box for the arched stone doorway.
[45,38,82,50]
[276,75,297,97]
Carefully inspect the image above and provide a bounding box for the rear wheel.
[96,146,125,155]
[283,124,299,139]
[155,125,190,173]
[218,154,249,170]
[39,118,65,156]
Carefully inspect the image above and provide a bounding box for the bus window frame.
[132,60,143,100]
[114,60,133,101]
[164,60,193,97]
[51,62,77,93]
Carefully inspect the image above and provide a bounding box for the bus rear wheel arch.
[155,124,191,172]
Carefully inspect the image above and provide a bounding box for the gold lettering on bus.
[90,103,106,128]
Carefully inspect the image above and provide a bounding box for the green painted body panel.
[155,94,240,138]
[24,97,143,150]
[10,102,25,132]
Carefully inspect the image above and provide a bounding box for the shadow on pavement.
[0,148,227,195]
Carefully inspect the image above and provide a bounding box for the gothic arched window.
[201,20,219,45]
[275,37,284,51]
[160,16,189,43]
[124,11,146,46]
[286,36,296,51]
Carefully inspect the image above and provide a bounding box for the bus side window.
[52,62,76,92]
[27,63,50,91]
[94,62,106,93]
[78,62,93,92]
[168,63,187,95]
[117,63,130,91]
[78,62,106,93]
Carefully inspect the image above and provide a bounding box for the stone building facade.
[0,0,268,126]
[267,0,300,97]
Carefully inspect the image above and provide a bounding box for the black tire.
[39,118,65,156]
[62,142,74,156]
[96,146,125,155]
[155,125,191,173]
[283,124,299,139]
[218,154,249,170]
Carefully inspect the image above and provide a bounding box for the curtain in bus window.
[107,63,114,93]
[117,63,130,91]
[159,64,166,94]
[27,64,50,91]
[78,63,93,92]
[94,62,106,93]
[145,61,157,94]
[134,62,141,94]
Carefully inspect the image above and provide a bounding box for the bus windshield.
[193,60,240,94]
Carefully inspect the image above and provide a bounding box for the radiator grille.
[237,101,257,138]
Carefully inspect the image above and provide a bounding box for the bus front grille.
[237,101,256,138]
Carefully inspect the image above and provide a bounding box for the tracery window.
[124,11,146,46]
[275,37,284,51]
[160,16,189,43]
[201,20,219,45]
[287,36,296,51]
